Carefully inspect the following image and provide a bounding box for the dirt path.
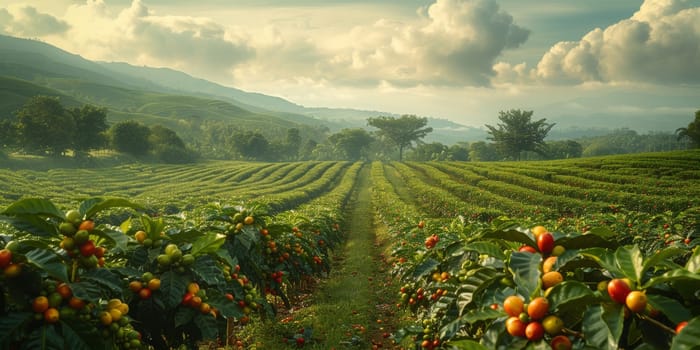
[247,163,403,349]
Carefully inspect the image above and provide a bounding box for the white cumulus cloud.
[495,0,700,85]
[0,5,69,37]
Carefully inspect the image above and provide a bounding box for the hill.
[0,34,474,144]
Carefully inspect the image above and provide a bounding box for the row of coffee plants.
[0,161,348,210]
[370,160,700,349]
[0,164,361,349]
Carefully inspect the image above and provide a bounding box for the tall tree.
[485,109,554,160]
[327,128,374,160]
[231,130,270,160]
[676,110,700,148]
[16,96,75,156]
[284,128,302,160]
[367,115,433,161]
[110,120,151,156]
[70,104,108,154]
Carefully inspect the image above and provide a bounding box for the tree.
[367,115,433,161]
[327,128,374,160]
[485,109,554,160]
[110,120,151,156]
[231,130,270,160]
[408,142,448,161]
[149,125,194,163]
[448,143,470,161]
[546,140,582,159]
[676,110,700,148]
[469,141,500,161]
[70,104,108,154]
[16,96,75,156]
[284,128,302,161]
[0,119,18,149]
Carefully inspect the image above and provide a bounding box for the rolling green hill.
[0,34,474,144]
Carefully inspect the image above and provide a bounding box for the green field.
[1,150,700,350]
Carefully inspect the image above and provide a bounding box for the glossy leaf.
[647,294,691,324]
[445,339,488,350]
[582,304,624,350]
[671,316,700,350]
[1,198,63,218]
[24,248,68,282]
[546,280,596,312]
[508,251,541,300]
[191,233,226,256]
[456,268,503,315]
[615,245,644,283]
[81,197,144,219]
[160,270,190,309]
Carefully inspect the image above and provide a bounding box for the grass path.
[249,163,404,349]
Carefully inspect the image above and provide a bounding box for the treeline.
[1,96,697,164]
[0,96,194,163]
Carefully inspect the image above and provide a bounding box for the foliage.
[485,109,555,160]
[109,121,152,157]
[676,110,700,148]
[326,128,374,160]
[0,185,350,349]
[367,115,433,161]
[372,162,700,349]
[16,96,76,156]
[70,105,109,154]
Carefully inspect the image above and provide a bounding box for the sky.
[1,0,699,131]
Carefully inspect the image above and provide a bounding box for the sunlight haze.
[1,0,698,131]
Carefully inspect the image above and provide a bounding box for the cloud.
[58,0,254,81]
[311,0,529,87]
[0,5,70,37]
[495,0,700,85]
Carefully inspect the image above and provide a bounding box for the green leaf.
[81,198,144,219]
[119,217,132,236]
[671,316,700,350]
[582,304,624,350]
[482,228,535,247]
[0,312,32,344]
[60,318,104,350]
[546,280,596,313]
[555,232,617,250]
[79,268,123,296]
[508,251,541,300]
[160,270,189,309]
[646,294,691,324]
[580,248,623,277]
[445,339,488,350]
[586,226,617,238]
[615,245,644,283]
[174,307,196,328]
[461,307,504,324]
[70,280,103,301]
[24,248,69,282]
[464,241,506,260]
[3,214,58,237]
[644,268,700,289]
[2,198,63,218]
[643,247,685,275]
[191,233,226,256]
[412,258,440,279]
[439,317,465,340]
[192,255,226,288]
[207,292,243,319]
[456,268,502,315]
[99,228,129,252]
[193,313,218,340]
[685,246,700,273]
